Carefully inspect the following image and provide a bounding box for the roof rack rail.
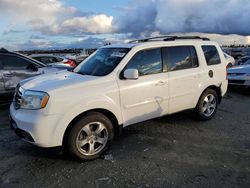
[163,36,210,41]
[129,35,210,43]
[129,35,176,43]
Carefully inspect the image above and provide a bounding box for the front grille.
[13,84,23,109]
[228,80,245,84]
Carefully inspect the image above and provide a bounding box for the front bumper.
[9,103,62,147]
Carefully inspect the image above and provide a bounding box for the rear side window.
[126,48,163,76]
[164,46,198,71]
[202,46,221,65]
[0,55,31,70]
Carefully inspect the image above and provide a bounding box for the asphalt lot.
[0,88,250,188]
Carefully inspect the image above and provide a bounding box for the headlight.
[20,90,49,110]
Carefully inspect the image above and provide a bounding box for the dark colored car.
[0,48,68,94]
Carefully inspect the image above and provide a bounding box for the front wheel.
[64,112,114,160]
[194,89,218,121]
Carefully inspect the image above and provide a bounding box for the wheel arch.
[197,85,222,107]
[62,108,122,147]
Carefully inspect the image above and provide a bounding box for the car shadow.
[228,86,250,96]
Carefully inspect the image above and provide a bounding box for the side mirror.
[123,69,139,80]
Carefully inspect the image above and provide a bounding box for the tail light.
[64,59,77,67]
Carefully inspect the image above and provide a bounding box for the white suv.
[10,36,228,160]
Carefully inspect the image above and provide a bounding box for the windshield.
[74,48,130,76]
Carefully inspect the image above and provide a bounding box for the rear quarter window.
[202,45,221,66]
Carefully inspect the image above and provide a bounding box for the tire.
[64,112,114,161]
[194,89,218,121]
[227,63,233,68]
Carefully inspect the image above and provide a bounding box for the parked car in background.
[0,48,67,95]
[228,60,250,87]
[66,53,90,65]
[223,52,235,68]
[230,49,244,60]
[238,56,250,65]
[9,36,228,160]
[30,54,77,68]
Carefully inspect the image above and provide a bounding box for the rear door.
[164,45,202,113]
[0,54,43,91]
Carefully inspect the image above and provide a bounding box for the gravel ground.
[0,88,250,188]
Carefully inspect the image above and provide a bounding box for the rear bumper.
[228,79,250,86]
[220,80,228,97]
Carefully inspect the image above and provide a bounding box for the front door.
[117,48,169,126]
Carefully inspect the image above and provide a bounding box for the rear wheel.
[64,112,114,160]
[195,89,218,121]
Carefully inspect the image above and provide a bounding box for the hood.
[20,70,99,92]
[228,65,250,74]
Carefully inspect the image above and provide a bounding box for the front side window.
[0,55,31,70]
[165,46,198,71]
[74,48,130,76]
[125,48,163,76]
[202,45,221,65]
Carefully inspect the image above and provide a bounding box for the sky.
[1,0,250,50]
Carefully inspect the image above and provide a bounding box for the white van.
[10,36,228,160]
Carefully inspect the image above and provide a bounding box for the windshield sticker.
[110,52,126,58]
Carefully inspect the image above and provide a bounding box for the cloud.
[116,0,250,36]
[37,14,114,35]
[3,37,108,51]
[0,0,76,25]
[2,29,24,35]
[0,0,114,36]
[65,37,107,49]
[2,0,250,50]
[29,35,46,40]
